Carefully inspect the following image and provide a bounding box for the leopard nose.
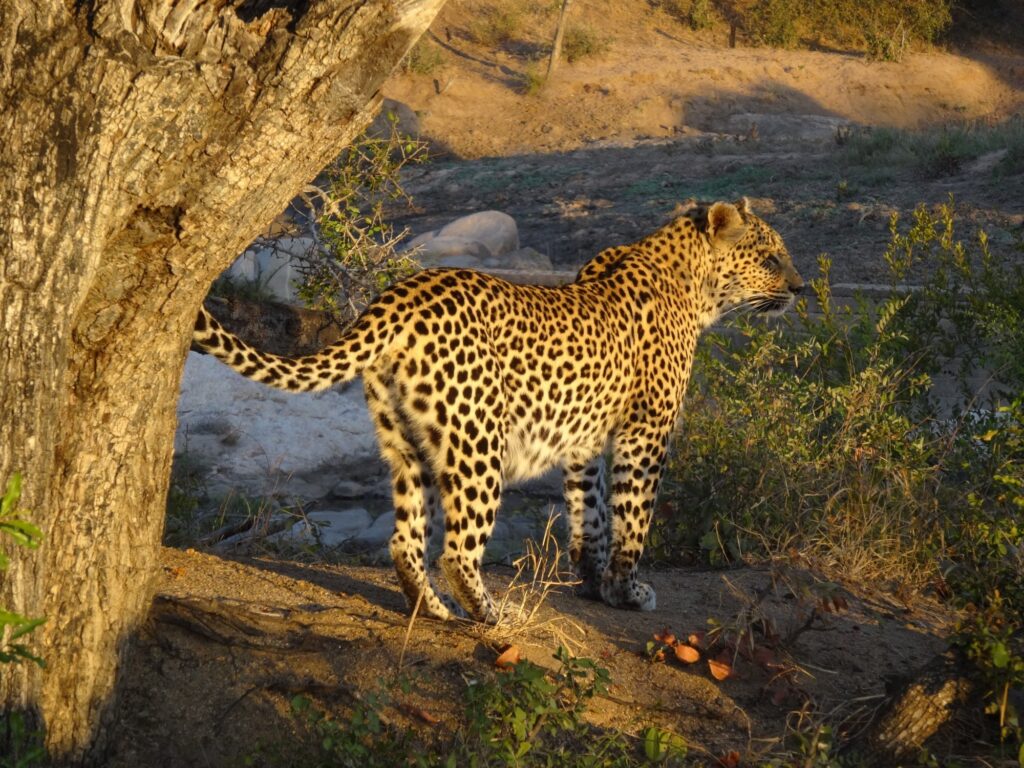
[791,282,805,295]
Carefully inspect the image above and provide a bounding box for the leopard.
[192,198,803,623]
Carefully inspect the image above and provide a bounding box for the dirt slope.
[386,0,1024,159]
[107,547,954,766]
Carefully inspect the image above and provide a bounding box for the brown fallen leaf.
[687,631,706,648]
[708,656,733,681]
[653,627,676,646]
[408,706,440,725]
[717,749,741,767]
[495,645,522,669]
[674,644,700,664]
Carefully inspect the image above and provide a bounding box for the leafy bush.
[294,118,428,326]
[562,25,610,63]
[653,200,1024,755]
[656,201,1023,580]
[740,0,952,59]
[841,118,1024,180]
[744,0,801,48]
[686,0,716,31]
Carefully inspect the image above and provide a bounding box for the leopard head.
[699,198,804,318]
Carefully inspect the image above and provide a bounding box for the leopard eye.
[763,253,781,269]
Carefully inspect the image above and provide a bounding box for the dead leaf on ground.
[708,656,733,681]
[674,644,700,664]
[495,645,522,669]
[653,627,676,646]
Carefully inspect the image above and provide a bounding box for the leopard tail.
[192,305,391,393]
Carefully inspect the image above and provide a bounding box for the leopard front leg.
[600,426,670,612]
[563,457,609,599]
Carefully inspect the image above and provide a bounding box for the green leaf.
[0,518,43,548]
[1,473,22,518]
[644,726,665,761]
[10,616,45,640]
[991,642,1011,669]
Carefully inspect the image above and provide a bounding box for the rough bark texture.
[0,0,445,762]
[852,651,974,763]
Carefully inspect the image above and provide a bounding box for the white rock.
[227,236,313,302]
[407,233,492,268]
[726,113,850,142]
[176,352,385,500]
[438,211,519,258]
[352,511,396,547]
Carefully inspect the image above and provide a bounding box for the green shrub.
[687,0,716,30]
[840,118,1024,180]
[745,0,801,48]
[655,201,1024,584]
[403,38,444,75]
[562,25,610,63]
[739,0,952,58]
[295,118,428,326]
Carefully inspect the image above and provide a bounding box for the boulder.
[437,210,519,258]
[227,236,313,303]
[351,511,396,548]
[726,113,850,143]
[405,233,493,268]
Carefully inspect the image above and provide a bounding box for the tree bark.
[0,0,445,762]
[546,0,573,80]
[848,651,974,763]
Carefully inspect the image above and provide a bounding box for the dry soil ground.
[110,2,1024,765]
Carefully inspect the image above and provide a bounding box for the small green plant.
[469,5,525,47]
[1,474,44,668]
[295,116,428,326]
[0,711,46,768]
[403,37,444,75]
[275,649,688,767]
[0,475,46,768]
[687,0,715,30]
[522,65,546,96]
[562,25,609,63]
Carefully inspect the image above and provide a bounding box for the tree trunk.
[0,0,445,762]
[546,0,573,80]
[848,651,974,763]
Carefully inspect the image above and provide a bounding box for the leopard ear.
[707,201,747,249]
[735,197,752,216]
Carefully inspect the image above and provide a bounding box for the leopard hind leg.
[364,368,463,620]
[564,456,609,599]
